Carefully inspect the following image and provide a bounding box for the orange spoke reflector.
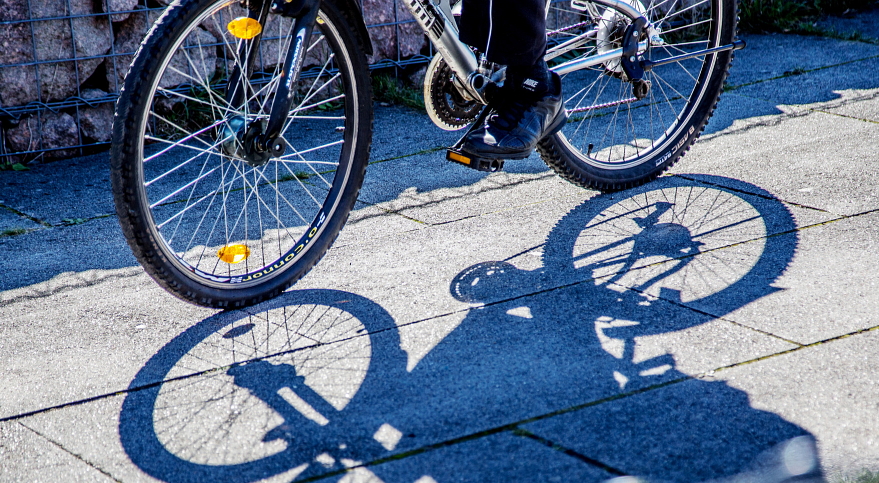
[218,244,251,264]
[228,17,262,40]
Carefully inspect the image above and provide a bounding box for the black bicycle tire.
[111,0,373,308]
[540,0,739,192]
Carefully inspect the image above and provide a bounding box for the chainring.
[423,54,482,131]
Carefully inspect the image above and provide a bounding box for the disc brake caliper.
[620,16,651,100]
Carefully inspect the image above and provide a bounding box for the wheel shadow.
[119,176,821,482]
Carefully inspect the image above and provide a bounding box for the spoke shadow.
[119,176,819,482]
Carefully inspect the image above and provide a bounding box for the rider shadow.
[120,176,820,483]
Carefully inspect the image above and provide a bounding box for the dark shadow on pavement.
[119,176,820,482]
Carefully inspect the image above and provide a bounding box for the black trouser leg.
[458,0,547,67]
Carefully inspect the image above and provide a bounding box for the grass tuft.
[372,74,425,110]
[739,0,879,34]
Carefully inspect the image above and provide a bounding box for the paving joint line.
[672,174,838,215]
[609,279,805,347]
[724,52,879,93]
[5,207,876,424]
[511,427,627,476]
[368,146,446,166]
[303,323,879,482]
[809,107,879,125]
[0,202,53,228]
[17,420,123,483]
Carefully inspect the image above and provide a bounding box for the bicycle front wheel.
[540,0,738,191]
[111,0,373,308]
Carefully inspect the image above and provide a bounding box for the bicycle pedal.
[446,149,504,172]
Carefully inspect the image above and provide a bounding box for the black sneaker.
[462,70,567,160]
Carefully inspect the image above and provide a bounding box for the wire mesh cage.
[0,0,433,165]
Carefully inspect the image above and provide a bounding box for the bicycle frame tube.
[402,0,481,94]
[404,0,645,96]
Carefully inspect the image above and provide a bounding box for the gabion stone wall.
[0,0,430,164]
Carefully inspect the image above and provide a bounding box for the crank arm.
[642,39,747,71]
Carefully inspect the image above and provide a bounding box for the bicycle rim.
[126,1,365,292]
[546,0,730,170]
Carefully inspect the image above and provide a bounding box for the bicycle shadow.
[119,176,819,482]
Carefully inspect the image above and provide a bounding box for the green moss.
[836,470,879,483]
[0,228,28,237]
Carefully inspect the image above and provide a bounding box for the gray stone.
[78,89,114,142]
[111,10,217,91]
[4,112,80,161]
[103,0,139,23]
[0,0,111,107]
[362,0,427,63]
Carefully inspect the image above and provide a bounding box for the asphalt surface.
[1,13,878,483]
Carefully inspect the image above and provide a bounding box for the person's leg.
[457,0,567,160]
[459,0,546,68]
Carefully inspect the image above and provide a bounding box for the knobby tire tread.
[111,0,373,309]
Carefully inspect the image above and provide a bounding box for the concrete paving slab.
[356,431,615,483]
[0,419,114,482]
[0,206,42,234]
[362,161,587,226]
[696,212,879,345]
[520,375,815,483]
[711,329,879,478]
[0,267,216,419]
[703,92,787,136]
[816,87,879,123]
[300,175,825,327]
[728,34,879,88]
[15,389,613,483]
[368,105,460,163]
[16,275,790,483]
[0,217,137,296]
[732,56,879,109]
[331,201,427,249]
[816,7,879,41]
[0,153,114,226]
[671,108,879,216]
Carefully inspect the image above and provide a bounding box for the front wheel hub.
[218,116,274,168]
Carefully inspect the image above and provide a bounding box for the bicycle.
[110,0,745,308]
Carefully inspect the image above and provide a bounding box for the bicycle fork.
[220,0,320,167]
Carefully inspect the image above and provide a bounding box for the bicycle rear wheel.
[540,0,738,191]
[111,0,372,308]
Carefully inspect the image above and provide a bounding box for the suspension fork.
[223,0,320,162]
[225,0,273,109]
